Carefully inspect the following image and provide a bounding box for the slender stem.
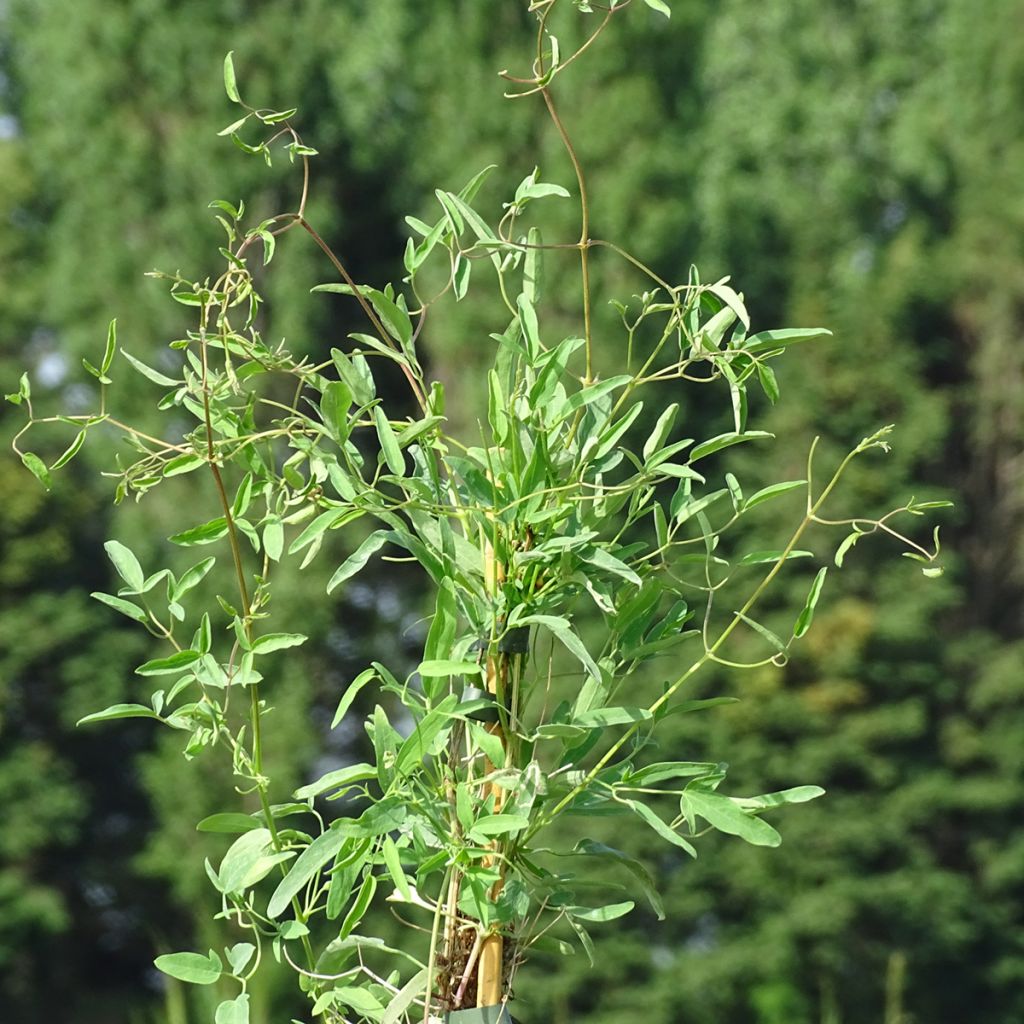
[541,87,593,383]
[454,930,485,1009]
[196,309,316,971]
[297,216,428,411]
[423,863,454,1024]
[589,238,675,292]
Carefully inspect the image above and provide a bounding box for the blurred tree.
[1,0,1021,1021]
[0,2,423,1019]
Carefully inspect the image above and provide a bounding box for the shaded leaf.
[327,531,389,593]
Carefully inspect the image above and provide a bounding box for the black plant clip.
[445,1004,516,1024]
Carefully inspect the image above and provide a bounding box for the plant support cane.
[478,537,506,1013]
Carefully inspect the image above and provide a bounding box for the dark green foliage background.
[0,2,1020,1022]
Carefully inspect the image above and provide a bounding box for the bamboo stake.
[478,542,507,1008]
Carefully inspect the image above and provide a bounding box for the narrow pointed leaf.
[793,567,828,638]
[327,531,389,593]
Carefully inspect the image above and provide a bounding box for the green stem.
[423,862,454,1024]
[541,87,593,384]
[197,312,316,972]
[297,216,428,411]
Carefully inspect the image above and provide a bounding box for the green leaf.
[655,463,705,481]
[395,694,458,775]
[196,813,261,834]
[672,488,727,526]
[417,659,481,677]
[793,567,828,638]
[215,994,249,1024]
[517,294,541,358]
[50,430,87,470]
[742,480,806,512]
[225,943,255,976]
[261,107,297,125]
[381,969,429,1024]
[267,826,353,919]
[572,707,651,728]
[624,762,720,786]
[423,577,457,697]
[91,591,148,624]
[373,406,405,475]
[101,319,117,375]
[734,612,789,656]
[734,785,825,810]
[641,0,672,15]
[689,431,773,463]
[169,517,228,546]
[104,540,145,592]
[469,721,505,768]
[594,400,645,459]
[172,557,216,601]
[164,453,205,478]
[516,181,571,203]
[21,452,52,490]
[217,115,250,137]
[646,437,696,470]
[333,984,385,1018]
[560,375,633,417]
[154,950,222,986]
[122,350,180,387]
[569,900,634,922]
[661,696,739,718]
[321,380,353,442]
[567,916,595,966]
[262,519,284,561]
[725,472,743,512]
[81,357,110,384]
[5,371,30,404]
[737,549,814,566]
[313,284,412,350]
[278,920,309,940]
[742,327,831,355]
[513,614,598,681]
[223,52,241,103]
[330,667,376,730]
[467,814,530,842]
[621,798,696,856]
[219,829,274,894]
[327,531,390,594]
[834,531,862,568]
[331,348,376,405]
[251,632,307,654]
[289,508,358,556]
[77,703,162,727]
[136,650,201,676]
[756,362,780,403]
[572,839,665,920]
[681,789,781,847]
[339,872,377,939]
[295,763,376,800]
[643,403,679,461]
[354,797,407,837]
[581,547,641,585]
[381,836,413,902]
